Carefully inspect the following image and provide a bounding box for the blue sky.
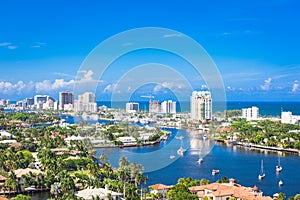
[0,0,299,101]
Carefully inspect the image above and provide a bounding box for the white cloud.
[260,78,272,91]
[35,79,74,93]
[0,79,75,97]
[0,42,11,47]
[7,45,17,50]
[76,70,103,84]
[122,42,133,46]
[163,33,183,38]
[153,82,186,93]
[226,86,235,91]
[103,84,118,93]
[292,80,298,92]
[0,81,27,95]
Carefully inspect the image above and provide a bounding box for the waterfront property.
[189,179,272,200]
[149,184,173,196]
[116,136,137,146]
[75,186,123,200]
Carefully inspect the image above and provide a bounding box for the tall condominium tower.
[59,91,74,110]
[126,102,139,113]
[74,92,97,113]
[190,91,212,121]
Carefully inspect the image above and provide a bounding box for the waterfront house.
[14,168,44,185]
[0,130,14,139]
[116,136,137,146]
[149,184,173,196]
[75,186,123,200]
[189,179,272,200]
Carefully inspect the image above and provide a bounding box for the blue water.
[97,101,300,116]
[97,128,300,198]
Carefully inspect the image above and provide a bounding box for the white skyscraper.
[242,106,259,120]
[190,91,212,121]
[74,92,97,113]
[161,100,176,114]
[126,102,139,113]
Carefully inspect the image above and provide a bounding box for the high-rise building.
[161,100,176,114]
[190,91,212,121]
[34,95,48,105]
[34,95,57,110]
[242,106,259,120]
[74,92,97,113]
[126,102,139,113]
[150,100,160,113]
[59,91,74,110]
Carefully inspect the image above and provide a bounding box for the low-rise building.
[281,111,300,124]
[75,186,123,200]
[117,136,137,146]
[149,184,173,196]
[189,179,272,200]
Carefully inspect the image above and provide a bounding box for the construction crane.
[140,95,155,113]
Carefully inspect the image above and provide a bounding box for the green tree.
[12,194,31,200]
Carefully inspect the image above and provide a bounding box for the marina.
[97,128,300,198]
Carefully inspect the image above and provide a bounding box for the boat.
[258,159,265,180]
[177,146,186,156]
[212,169,220,175]
[170,155,176,159]
[278,180,283,186]
[203,134,208,140]
[197,158,203,164]
[177,136,186,156]
[276,155,283,172]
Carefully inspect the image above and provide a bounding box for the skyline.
[0,0,299,101]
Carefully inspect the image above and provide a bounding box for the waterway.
[96,128,300,198]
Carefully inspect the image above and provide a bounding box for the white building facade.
[126,102,139,113]
[74,92,97,113]
[190,91,212,121]
[281,111,300,124]
[161,100,176,114]
[242,106,259,121]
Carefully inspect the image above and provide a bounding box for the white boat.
[278,180,283,186]
[176,136,186,156]
[258,159,265,180]
[212,169,220,175]
[170,155,176,159]
[276,155,283,172]
[177,146,186,156]
[197,158,203,164]
[203,134,208,140]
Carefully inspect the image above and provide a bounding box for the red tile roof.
[189,183,272,200]
[149,184,173,190]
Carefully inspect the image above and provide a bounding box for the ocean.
[97,101,300,116]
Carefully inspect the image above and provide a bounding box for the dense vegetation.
[216,118,300,149]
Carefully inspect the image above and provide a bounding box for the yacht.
[278,180,283,186]
[258,159,265,180]
[276,155,283,172]
[197,158,203,164]
[212,169,220,175]
[177,146,186,156]
[176,136,186,156]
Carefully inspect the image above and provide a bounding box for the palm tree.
[118,156,129,169]
[5,172,18,194]
[99,151,107,164]
[50,182,62,200]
